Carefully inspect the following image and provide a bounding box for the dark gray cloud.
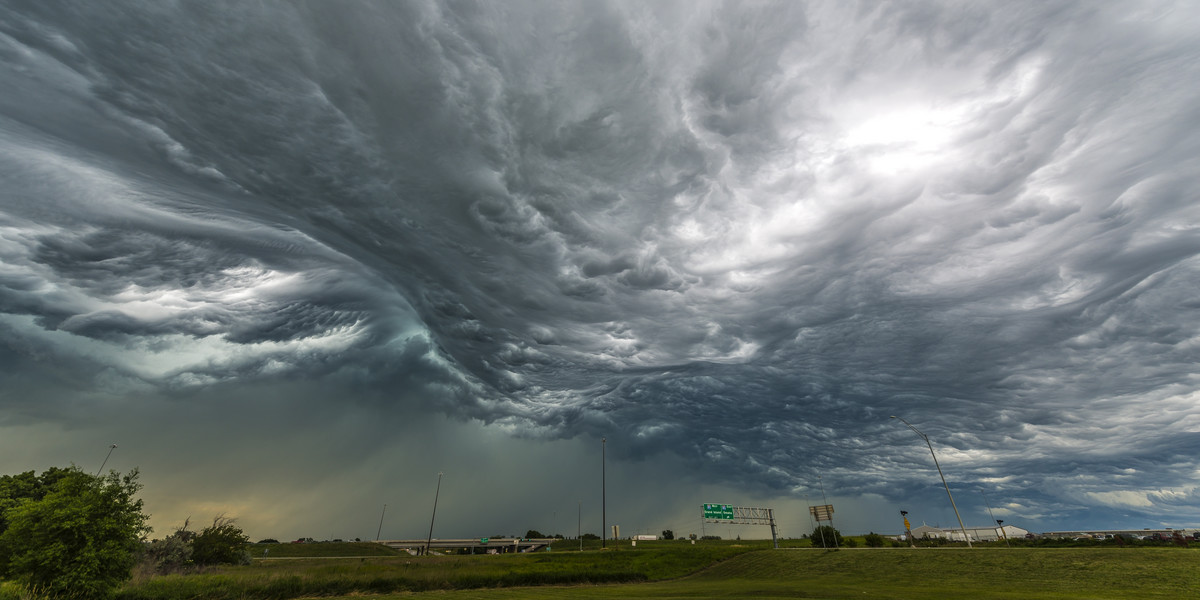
[2,0,1199,539]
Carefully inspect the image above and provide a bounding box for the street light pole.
[376,504,387,541]
[804,494,816,545]
[425,472,443,556]
[818,475,838,550]
[601,437,607,550]
[96,443,117,476]
[979,489,1009,547]
[891,416,972,548]
[900,510,915,548]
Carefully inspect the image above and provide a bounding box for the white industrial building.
[910,523,1029,542]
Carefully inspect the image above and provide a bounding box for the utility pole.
[602,437,607,549]
[980,489,1009,547]
[424,472,443,556]
[901,510,915,547]
[96,443,117,476]
[818,475,838,550]
[891,416,972,548]
[376,504,387,541]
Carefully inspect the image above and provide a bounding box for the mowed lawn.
[361,547,1200,600]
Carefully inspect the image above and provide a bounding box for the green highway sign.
[702,503,735,520]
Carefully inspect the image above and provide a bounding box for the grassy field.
[18,540,1187,600]
[112,541,752,599]
[366,547,1200,600]
[248,541,401,558]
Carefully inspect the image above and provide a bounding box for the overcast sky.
[2,0,1199,541]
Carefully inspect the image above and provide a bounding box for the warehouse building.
[910,523,1029,542]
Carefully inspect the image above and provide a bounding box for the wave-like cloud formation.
[2,1,1199,527]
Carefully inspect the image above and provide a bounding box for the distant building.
[1042,528,1198,540]
[910,523,1029,542]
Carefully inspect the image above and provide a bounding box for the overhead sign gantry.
[702,504,779,548]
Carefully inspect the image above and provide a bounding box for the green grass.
[248,541,401,558]
[391,547,1200,599]
[0,582,20,600]
[103,542,1200,599]
[115,542,752,599]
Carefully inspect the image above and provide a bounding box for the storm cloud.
[2,0,1199,539]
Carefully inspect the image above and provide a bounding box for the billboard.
[809,504,834,522]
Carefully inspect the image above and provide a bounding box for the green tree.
[863,532,886,547]
[524,529,546,539]
[810,525,844,548]
[661,529,674,540]
[0,468,149,599]
[0,467,77,545]
[191,515,250,566]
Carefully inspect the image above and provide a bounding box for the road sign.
[702,504,735,520]
[809,504,834,522]
[701,504,780,549]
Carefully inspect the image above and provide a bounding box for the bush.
[810,525,844,548]
[863,532,885,547]
[191,515,250,566]
[141,518,201,574]
[142,530,194,574]
[0,468,149,600]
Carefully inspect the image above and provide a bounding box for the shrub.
[142,533,193,574]
[863,532,885,547]
[141,522,195,574]
[810,525,844,548]
[191,515,250,566]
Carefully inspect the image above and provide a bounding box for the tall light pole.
[891,416,972,548]
[818,475,838,550]
[96,443,117,476]
[804,494,816,543]
[979,489,1009,547]
[601,437,607,550]
[376,504,387,541]
[901,510,915,548]
[425,472,443,556]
